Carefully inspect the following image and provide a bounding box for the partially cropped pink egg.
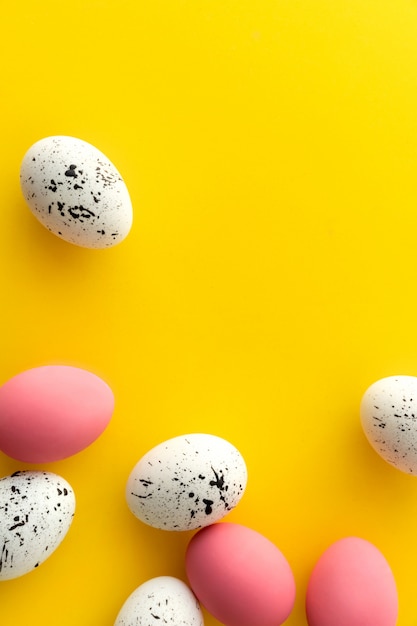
[0,365,114,463]
[185,522,296,626]
[306,537,398,626]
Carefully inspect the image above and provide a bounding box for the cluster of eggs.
[0,136,412,625]
[0,363,404,626]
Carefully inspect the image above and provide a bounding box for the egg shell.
[0,365,115,463]
[305,537,398,626]
[360,375,417,474]
[126,433,247,531]
[20,135,133,249]
[0,470,75,580]
[114,576,204,626]
[185,522,296,626]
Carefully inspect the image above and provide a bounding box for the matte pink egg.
[306,537,398,626]
[0,365,114,463]
[185,522,296,626]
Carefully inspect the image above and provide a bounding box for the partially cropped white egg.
[126,433,247,531]
[360,375,417,475]
[114,576,204,626]
[20,135,133,248]
[0,470,75,579]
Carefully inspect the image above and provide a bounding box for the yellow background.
[1,0,417,624]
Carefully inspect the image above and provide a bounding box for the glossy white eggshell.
[20,135,133,248]
[0,470,75,580]
[114,576,204,626]
[360,375,417,474]
[126,433,247,531]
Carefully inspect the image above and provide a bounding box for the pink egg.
[185,522,296,626]
[306,537,398,626]
[0,365,114,463]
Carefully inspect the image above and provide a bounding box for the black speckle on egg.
[19,136,133,249]
[126,434,248,531]
[0,471,75,580]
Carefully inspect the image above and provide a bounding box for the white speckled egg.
[0,470,75,580]
[114,576,204,626]
[360,375,417,475]
[20,135,133,248]
[126,433,247,531]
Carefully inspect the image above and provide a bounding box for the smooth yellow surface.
[2,0,417,624]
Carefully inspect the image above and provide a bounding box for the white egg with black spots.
[114,576,204,626]
[0,470,75,580]
[126,433,247,531]
[360,375,417,475]
[20,135,133,248]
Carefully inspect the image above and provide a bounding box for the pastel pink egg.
[185,522,296,626]
[0,365,114,463]
[306,537,398,626]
